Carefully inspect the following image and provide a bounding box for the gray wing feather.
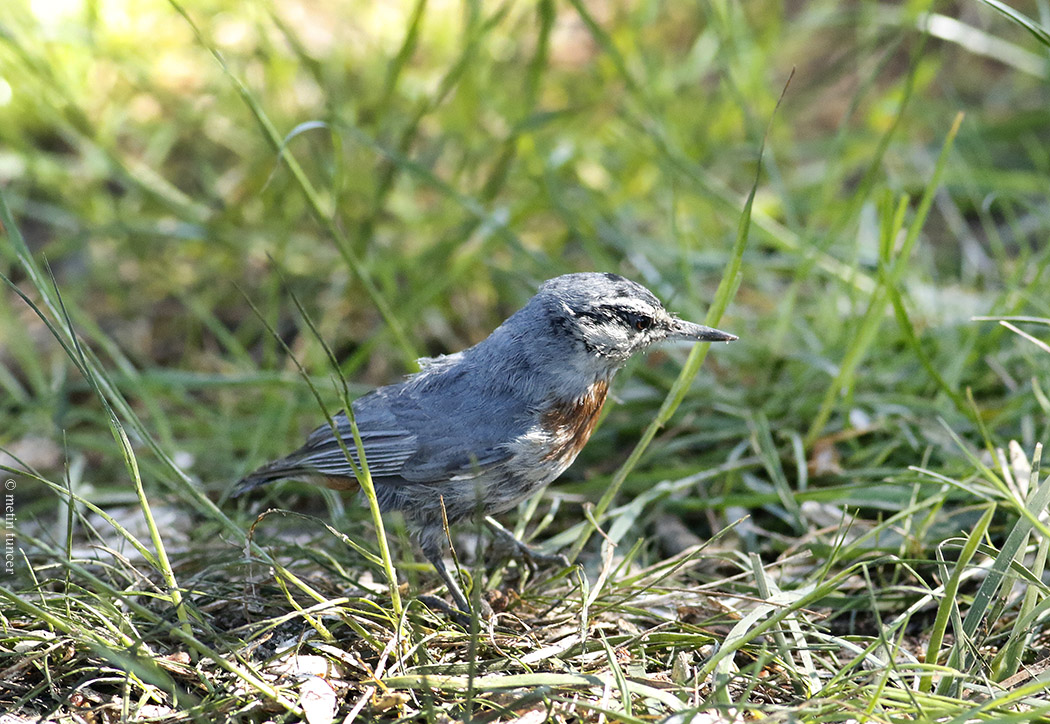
[384,369,527,482]
[236,356,529,493]
[295,373,526,481]
[293,396,418,479]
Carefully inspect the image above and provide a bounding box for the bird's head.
[537,272,737,366]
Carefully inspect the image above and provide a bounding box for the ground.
[1,0,1050,721]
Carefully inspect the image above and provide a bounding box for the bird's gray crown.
[542,271,664,328]
[528,273,674,365]
[538,272,662,315]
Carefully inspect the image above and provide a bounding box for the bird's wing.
[231,399,418,495]
[384,369,529,484]
[291,398,417,479]
[295,424,417,478]
[292,378,526,484]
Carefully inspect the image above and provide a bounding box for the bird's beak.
[667,318,738,343]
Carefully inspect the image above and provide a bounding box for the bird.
[234,272,736,615]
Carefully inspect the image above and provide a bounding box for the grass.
[2,0,1050,721]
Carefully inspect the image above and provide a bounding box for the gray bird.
[235,272,736,615]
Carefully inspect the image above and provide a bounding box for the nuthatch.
[235,272,736,615]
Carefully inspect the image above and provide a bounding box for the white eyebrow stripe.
[600,298,657,314]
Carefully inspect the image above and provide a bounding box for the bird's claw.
[517,545,570,570]
[485,519,571,571]
[418,594,493,627]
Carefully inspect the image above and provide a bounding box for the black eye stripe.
[582,306,653,330]
[575,309,613,325]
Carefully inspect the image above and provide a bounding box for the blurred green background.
[1,0,1048,542]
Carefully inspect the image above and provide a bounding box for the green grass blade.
[938,468,1050,695]
[976,0,1050,48]
[920,503,996,693]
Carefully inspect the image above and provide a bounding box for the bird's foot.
[418,594,471,626]
[420,543,495,626]
[485,518,571,572]
[418,594,493,627]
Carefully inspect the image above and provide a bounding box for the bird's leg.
[485,517,570,570]
[418,539,473,622]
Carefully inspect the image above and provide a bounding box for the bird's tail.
[233,451,360,496]
[232,455,310,497]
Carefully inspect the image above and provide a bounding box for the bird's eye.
[629,313,653,332]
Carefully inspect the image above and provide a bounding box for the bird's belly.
[490,379,610,512]
[482,448,576,516]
